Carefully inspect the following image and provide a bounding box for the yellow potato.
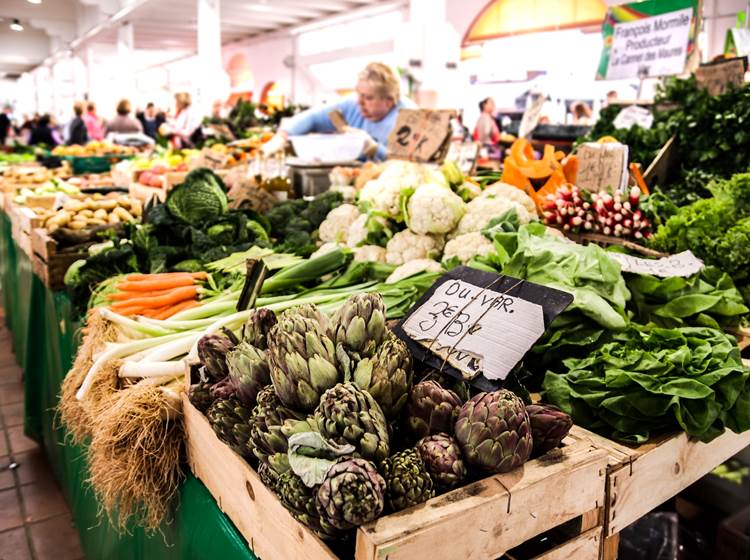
[108,213,121,224]
[97,199,118,211]
[87,218,107,226]
[94,208,108,220]
[63,200,85,212]
[69,220,87,230]
[78,209,94,218]
[113,206,135,222]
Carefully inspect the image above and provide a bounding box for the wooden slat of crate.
[530,527,603,560]
[30,228,85,290]
[185,395,607,560]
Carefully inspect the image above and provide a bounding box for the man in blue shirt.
[262,62,414,161]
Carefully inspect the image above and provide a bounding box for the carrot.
[110,285,199,310]
[116,277,198,292]
[140,306,171,318]
[109,305,150,317]
[153,299,199,320]
[126,272,208,282]
[108,288,178,301]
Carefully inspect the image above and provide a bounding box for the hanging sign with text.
[696,56,748,96]
[576,142,630,192]
[597,0,699,81]
[387,109,455,164]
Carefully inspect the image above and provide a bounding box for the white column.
[197,0,229,115]
[117,22,135,100]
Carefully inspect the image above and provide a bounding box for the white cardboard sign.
[401,279,545,381]
[607,250,704,278]
[576,142,630,192]
[614,106,654,130]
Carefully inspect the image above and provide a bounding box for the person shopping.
[105,99,143,135]
[67,102,89,145]
[473,97,501,146]
[160,93,202,148]
[83,102,104,141]
[262,62,414,161]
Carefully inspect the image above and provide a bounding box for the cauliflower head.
[358,178,403,218]
[443,232,495,264]
[386,230,444,265]
[406,183,466,235]
[452,196,531,237]
[386,259,443,284]
[354,245,387,263]
[479,182,538,217]
[347,213,389,248]
[318,204,361,243]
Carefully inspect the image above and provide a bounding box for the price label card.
[607,250,703,278]
[614,105,654,130]
[576,142,630,192]
[518,94,545,139]
[394,267,573,389]
[696,57,748,96]
[387,109,455,164]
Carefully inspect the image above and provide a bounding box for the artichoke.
[249,386,308,476]
[353,335,413,418]
[188,382,215,413]
[332,293,387,361]
[316,458,385,530]
[206,397,254,460]
[281,304,331,331]
[314,383,390,464]
[242,308,277,349]
[526,403,573,456]
[258,461,281,493]
[381,448,435,512]
[407,380,463,439]
[209,377,236,400]
[416,434,466,490]
[455,390,532,473]
[197,333,235,380]
[277,470,344,541]
[267,311,340,411]
[227,341,271,407]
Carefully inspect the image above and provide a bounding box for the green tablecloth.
[0,211,256,560]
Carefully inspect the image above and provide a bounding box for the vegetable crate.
[570,426,750,559]
[30,228,85,290]
[183,395,609,560]
[128,182,167,203]
[7,204,33,258]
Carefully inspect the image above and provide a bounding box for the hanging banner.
[596,0,699,80]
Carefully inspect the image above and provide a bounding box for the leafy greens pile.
[265,190,343,256]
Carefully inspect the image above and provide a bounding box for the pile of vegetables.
[39,194,141,232]
[103,272,207,319]
[12,177,80,204]
[53,141,135,157]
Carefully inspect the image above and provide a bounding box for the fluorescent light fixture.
[10,19,24,32]
[248,3,272,12]
[27,0,43,4]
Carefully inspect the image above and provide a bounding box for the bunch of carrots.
[107,272,208,319]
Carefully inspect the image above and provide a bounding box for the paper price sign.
[576,142,630,192]
[607,250,703,278]
[696,57,748,96]
[614,105,654,130]
[387,109,454,164]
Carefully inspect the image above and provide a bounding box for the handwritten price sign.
[387,109,454,164]
[607,250,703,278]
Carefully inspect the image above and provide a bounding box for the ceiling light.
[10,19,24,32]
[27,0,43,4]
[248,3,272,12]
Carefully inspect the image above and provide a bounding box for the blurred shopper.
[473,97,500,146]
[160,93,202,148]
[105,99,143,135]
[571,101,594,125]
[83,102,105,141]
[0,105,12,145]
[67,102,89,146]
[29,114,60,147]
[262,62,415,160]
[138,102,164,140]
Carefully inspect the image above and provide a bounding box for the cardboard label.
[445,142,480,175]
[605,8,693,80]
[576,142,630,192]
[387,109,454,164]
[614,105,654,130]
[696,57,748,96]
[607,250,703,278]
[518,94,545,138]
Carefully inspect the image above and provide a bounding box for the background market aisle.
[0,308,84,560]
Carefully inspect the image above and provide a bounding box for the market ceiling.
[0,0,393,79]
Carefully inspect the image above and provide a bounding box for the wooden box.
[30,228,86,290]
[184,396,608,560]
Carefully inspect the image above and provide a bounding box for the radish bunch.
[542,185,652,240]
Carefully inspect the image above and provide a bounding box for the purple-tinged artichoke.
[526,403,572,456]
[188,382,215,413]
[315,458,385,530]
[407,380,463,439]
[416,434,466,490]
[242,308,277,349]
[197,333,235,380]
[277,470,345,541]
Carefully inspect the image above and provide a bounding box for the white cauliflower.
[354,245,387,263]
[358,178,403,218]
[359,161,448,219]
[318,204,361,243]
[443,232,495,264]
[310,242,344,259]
[451,196,531,237]
[386,230,444,265]
[386,259,443,284]
[479,182,538,217]
[406,183,466,235]
[346,213,389,248]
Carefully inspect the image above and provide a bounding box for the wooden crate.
[30,228,86,290]
[571,426,750,559]
[184,396,608,560]
[7,204,32,257]
[129,182,167,203]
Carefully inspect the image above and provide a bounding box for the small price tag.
[613,105,654,130]
[607,250,703,278]
[445,142,480,175]
[696,56,748,96]
[576,142,630,192]
[518,94,545,139]
[394,267,573,389]
[387,109,455,164]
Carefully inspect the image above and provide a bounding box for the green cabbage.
[166,168,228,225]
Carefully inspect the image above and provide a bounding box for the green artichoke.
[227,341,271,408]
[209,377,236,400]
[197,333,235,380]
[381,448,435,512]
[257,461,281,493]
[206,397,254,460]
[455,390,532,473]
[332,293,387,360]
[353,335,413,419]
[188,382,215,413]
[407,380,463,439]
[267,310,340,411]
[277,470,345,541]
[241,308,277,349]
[314,382,390,463]
[249,386,308,476]
[315,457,385,530]
[526,404,573,456]
[281,303,331,330]
[416,434,466,490]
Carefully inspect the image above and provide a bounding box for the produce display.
[37,194,141,232]
[52,141,136,157]
[12,177,80,204]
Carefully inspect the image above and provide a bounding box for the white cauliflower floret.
[358,178,403,218]
[378,160,448,188]
[451,196,531,237]
[479,182,538,217]
[347,213,389,248]
[386,230,444,265]
[318,204,360,243]
[386,259,443,284]
[354,245,387,263]
[407,183,466,235]
[310,242,344,259]
[443,232,495,264]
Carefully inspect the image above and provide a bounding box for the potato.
[97,199,118,211]
[69,220,87,230]
[78,209,94,218]
[108,213,121,224]
[94,208,108,220]
[87,218,107,226]
[116,196,131,208]
[113,206,135,222]
[63,200,85,212]
[93,193,103,200]
[129,200,142,217]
